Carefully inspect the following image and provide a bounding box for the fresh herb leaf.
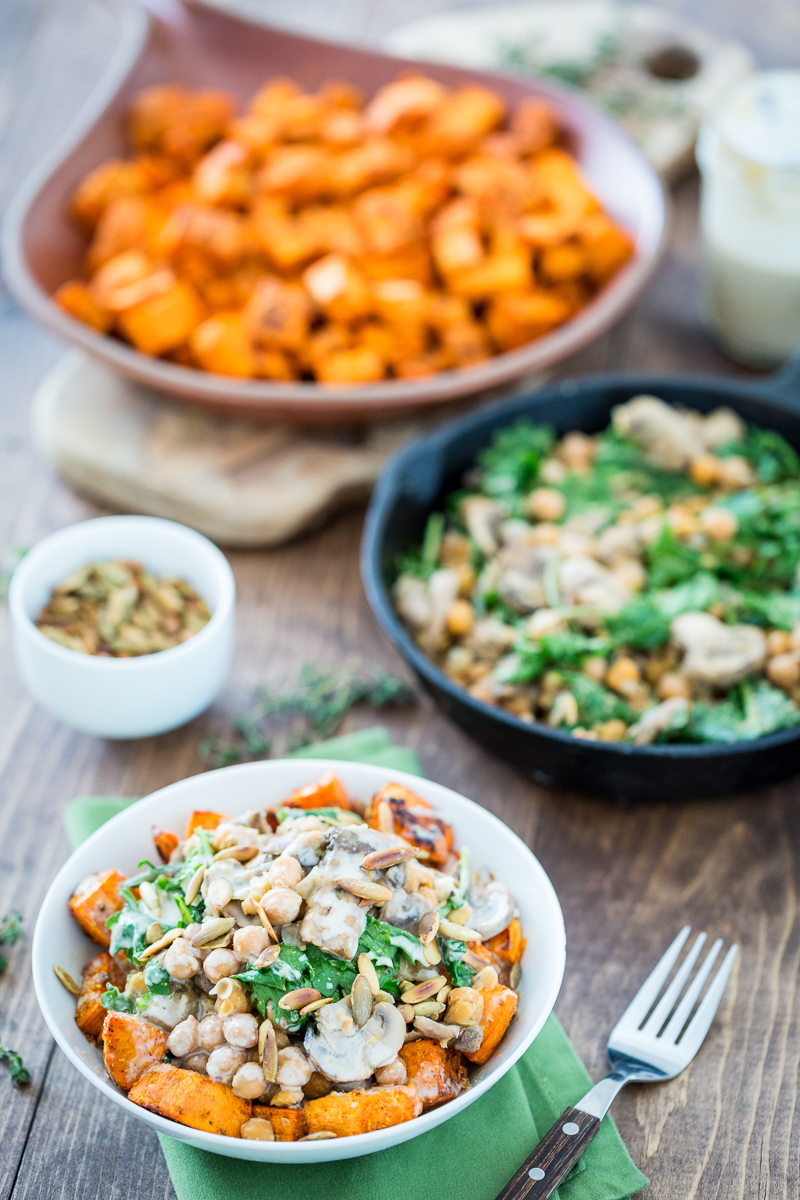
[562,672,632,727]
[0,910,24,972]
[437,933,476,988]
[143,961,171,996]
[606,597,670,649]
[0,1044,29,1086]
[683,681,800,743]
[108,889,171,963]
[646,525,701,588]
[652,573,723,619]
[100,985,136,1013]
[502,630,608,684]
[721,427,800,484]
[738,591,800,631]
[475,420,555,499]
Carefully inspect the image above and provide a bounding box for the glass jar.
[697,70,800,368]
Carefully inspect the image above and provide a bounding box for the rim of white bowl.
[9,515,235,669]
[32,759,566,1160]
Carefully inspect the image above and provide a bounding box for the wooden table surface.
[2,1,800,1197]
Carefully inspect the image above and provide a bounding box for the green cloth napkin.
[65,726,647,1200]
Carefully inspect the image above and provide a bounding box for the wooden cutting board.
[32,352,542,547]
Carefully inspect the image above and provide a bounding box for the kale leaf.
[562,672,632,727]
[437,934,476,989]
[100,985,135,1014]
[606,597,670,649]
[683,681,800,743]
[721,427,800,484]
[0,1044,29,1086]
[107,889,167,963]
[475,420,555,499]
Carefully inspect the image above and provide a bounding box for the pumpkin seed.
[139,926,182,960]
[213,846,259,863]
[335,877,392,904]
[145,922,164,945]
[424,940,442,965]
[207,878,234,909]
[139,880,161,916]
[418,910,440,946]
[413,1000,446,1018]
[256,903,280,943]
[401,976,447,1005]
[361,846,419,871]
[299,1131,337,1141]
[398,1004,415,1023]
[375,800,394,834]
[260,1019,278,1082]
[254,944,282,969]
[510,962,522,990]
[357,953,380,996]
[191,917,236,948]
[54,965,80,995]
[279,988,321,1011]
[184,864,206,905]
[299,996,334,1016]
[447,903,473,926]
[351,975,373,1027]
[462,949,486,971]
[438,918,482,942]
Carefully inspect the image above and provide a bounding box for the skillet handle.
[494,1106,601,1200]
[760,349,800,411]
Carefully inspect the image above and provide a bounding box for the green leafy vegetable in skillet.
[393,394,800,744]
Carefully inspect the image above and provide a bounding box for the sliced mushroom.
[628,697,690,745]
[496,544,555,613]
[381,888,434,932]
[558,555,630,615]
[304,997,406,1083]
[701,407,746,450]
[672,612,766,689]
[461,496,505,556]
[468,879,517,941]
[393,575,432,633]
[612,395,705,471]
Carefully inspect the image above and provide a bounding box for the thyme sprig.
[0,910,24,972]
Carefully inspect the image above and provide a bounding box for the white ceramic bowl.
[32,759,566,1163]
[9,515,235,738]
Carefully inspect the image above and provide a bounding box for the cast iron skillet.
[361,355,800,803]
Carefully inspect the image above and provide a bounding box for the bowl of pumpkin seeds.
[9,515,235,738]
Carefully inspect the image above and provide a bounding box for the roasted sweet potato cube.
[485,917,526,965]
[366,782,453,866]
[129,1064,251,1136]
[302,254,373,324]
[399,1038,469,1108]
[421,86,506,156]
[129,86,235,164]
[185,810,230,838]
[243,277,311,352]
[54,281,113,332]
[87,193,167,271]
[486,289,572,351]
[258,145,333,203]
[352,187,423,256]
[539,242,588,283]
[152,827,179,863]
[283,771,351,811]
[69,869,125,946]
[254,349,297,380]
[304,1085,422,1137]
[328,138,413,198]
[448,248,532,300]
[364,75,448,135]
[578,213,634,283]
[251,1104,307,1141]
[192,140,251,207]
[316,346,385,385]
[75,950,126,1041]
[190,312,256,377]
[510,97,561,156]
[102,1011,169,1091]
[118,280,202,356]
[71,158,151,230]
[463,985,518,1065]
[439,317,490,366]
[359,243,433,285]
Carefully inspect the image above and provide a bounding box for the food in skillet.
[35,560,210,656]
[54,73,633,384]
[63,773,523,1141]
[393,395,800,744]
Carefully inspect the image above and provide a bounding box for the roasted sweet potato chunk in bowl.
[3,2,663,424]
[33,759,564,1161]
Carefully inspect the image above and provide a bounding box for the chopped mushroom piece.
[672,613,767,689]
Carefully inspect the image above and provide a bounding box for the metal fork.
[496,927,738,1200]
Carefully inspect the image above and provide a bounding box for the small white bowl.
[32,759,566,1163]
[9,515,235,738]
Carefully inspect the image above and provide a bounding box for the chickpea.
[268,855,304,889]
[583,656,607,682]
[767,630,792,656]
[241,1117,275,1141]
[375,1058,407,1086]
[198,1013,226,1052]
[791,625,800,653]
[446,987,485,1026]
[203,948,240,984]
[445,598,474,637]
[657,672,692,701]
[270,1088,304,1107]
[276,1046,313,1088]
[220,1012,258,1049]
[527,608,563,638]
[213,978,251,1016]
[613,558,646,592]
[232,1062,268,1100]
[183,1051,209,1075]
[398,1003,415,1023]
[439,531,471,568]
[166,1015,200,1058]
[667,505,697,538]
[538,457,568,485]
[717,455,755,490]
[700,506,738,542]
[767,653,800,691]
[606,656,641,697]
[303,1071,333,1100]
[689,453,721,487]
[206,1044,248,1084]
[233,925,271,962]
[163,938,202,980]
[529,523,561,545]
[593,719,628,742]
[261,887,302,927]
[448,903,473,926]
[526,487,565,522]
[558,431,595,472]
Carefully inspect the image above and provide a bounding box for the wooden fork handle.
[495,1106,601,1200]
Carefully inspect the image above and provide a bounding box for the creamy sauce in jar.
[697,71,800,367]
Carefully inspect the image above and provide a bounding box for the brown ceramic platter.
[2,0,666,425]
